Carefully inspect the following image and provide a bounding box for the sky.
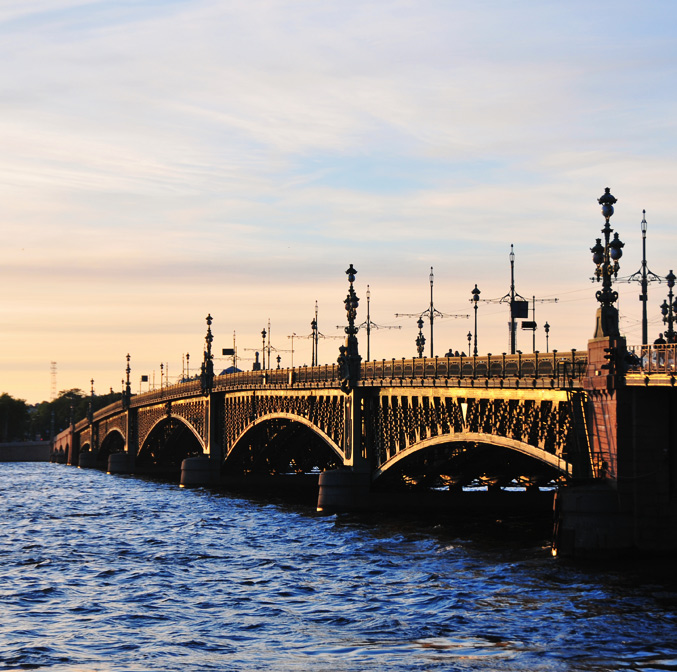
[2,0,677,404]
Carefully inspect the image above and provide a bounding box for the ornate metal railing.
[625,344,677,375]
[75,351,588,428]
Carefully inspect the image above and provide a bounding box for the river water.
[1,462,676,672]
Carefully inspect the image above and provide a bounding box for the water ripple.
[0,463,676,671]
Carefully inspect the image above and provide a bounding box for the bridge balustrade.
[93,399,123,422]
[75,351,589,432]
[360,352,585,385]
[626,344,677,375]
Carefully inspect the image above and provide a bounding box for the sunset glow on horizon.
[2,1,676,404]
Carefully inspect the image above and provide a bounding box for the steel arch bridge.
[54,352,593,487]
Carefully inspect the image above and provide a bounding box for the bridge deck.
[77,346,677,432]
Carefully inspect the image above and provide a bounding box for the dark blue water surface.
[1,463,676,671]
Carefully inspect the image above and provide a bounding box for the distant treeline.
[0,390,123,442]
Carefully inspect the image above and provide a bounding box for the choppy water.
[1,463,676,672]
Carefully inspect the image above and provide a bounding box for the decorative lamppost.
[544,322,550,353]
[415,317,426,357]
[200,314,214,393]
[365,285,372,361]
[356,285,400,360]
[428,267,434,356]
[186,352,190,379]
[471,284,480,356]
[591,187,624,337]
[467,331,472,356]
[87,379,94,423]
[661,270,676,343]
[261,328,267,369]
[628,210,662,345]
[311,301,319,366]
[338,264,361,391]
[287,333,297,368]
[123,353,131,409]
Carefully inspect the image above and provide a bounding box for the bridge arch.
[225,412,344,475]
[137,415,205,474]
[98,428,126,465]
[375,432,572,489]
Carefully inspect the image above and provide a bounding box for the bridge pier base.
[78,450,97,469]
[108,452,135,475]
[317,470,371,512]
[553,484,633,557]
[180,456,221,487]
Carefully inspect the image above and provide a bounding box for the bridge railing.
[79,350,589,428]
[93,399,123,421]
[360,351,587,386]
[625,344,677,375]
[129,378,204,407]
[212,364,341,389]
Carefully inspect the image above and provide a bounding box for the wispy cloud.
[1,0,676,401]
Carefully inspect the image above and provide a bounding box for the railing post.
[534,350,539,379]
[487,353,492,379]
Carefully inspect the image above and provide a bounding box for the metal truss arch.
[226,412,344,464]
[138,413,206,456]
[374,431,573,481]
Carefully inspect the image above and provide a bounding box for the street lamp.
[591,187,624,337]
[628,211,662,345]
[311,301,319,366]
[366,285,371,361]
[544,322,550,353]
[471,284,480,356]
[415,317,426,357]
[662,270,676,343]
[338,264,361,391]
[287,333,296,368]
[261,328,267,369]
[429,267,434,356]
[395,266,468,356]
[467,331,472,356]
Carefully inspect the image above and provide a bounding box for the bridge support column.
[317,388,374,511]
[78,450,97,469]
[317,470,371,512]
[180,455,221,487]
[555,335,677,556]
[108,452,135,474]
[179,391,223,487]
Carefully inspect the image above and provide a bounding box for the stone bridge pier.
[554,334,677,556]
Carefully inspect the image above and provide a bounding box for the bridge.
[52,192,677,556]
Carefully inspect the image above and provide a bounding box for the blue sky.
[2,0,677,403]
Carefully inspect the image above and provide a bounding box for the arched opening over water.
[374,436,568,493]
[137,417,204,478]
[225,416,343,477]
[98,429,125,467]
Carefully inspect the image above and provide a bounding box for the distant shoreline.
[0,442,50,462]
